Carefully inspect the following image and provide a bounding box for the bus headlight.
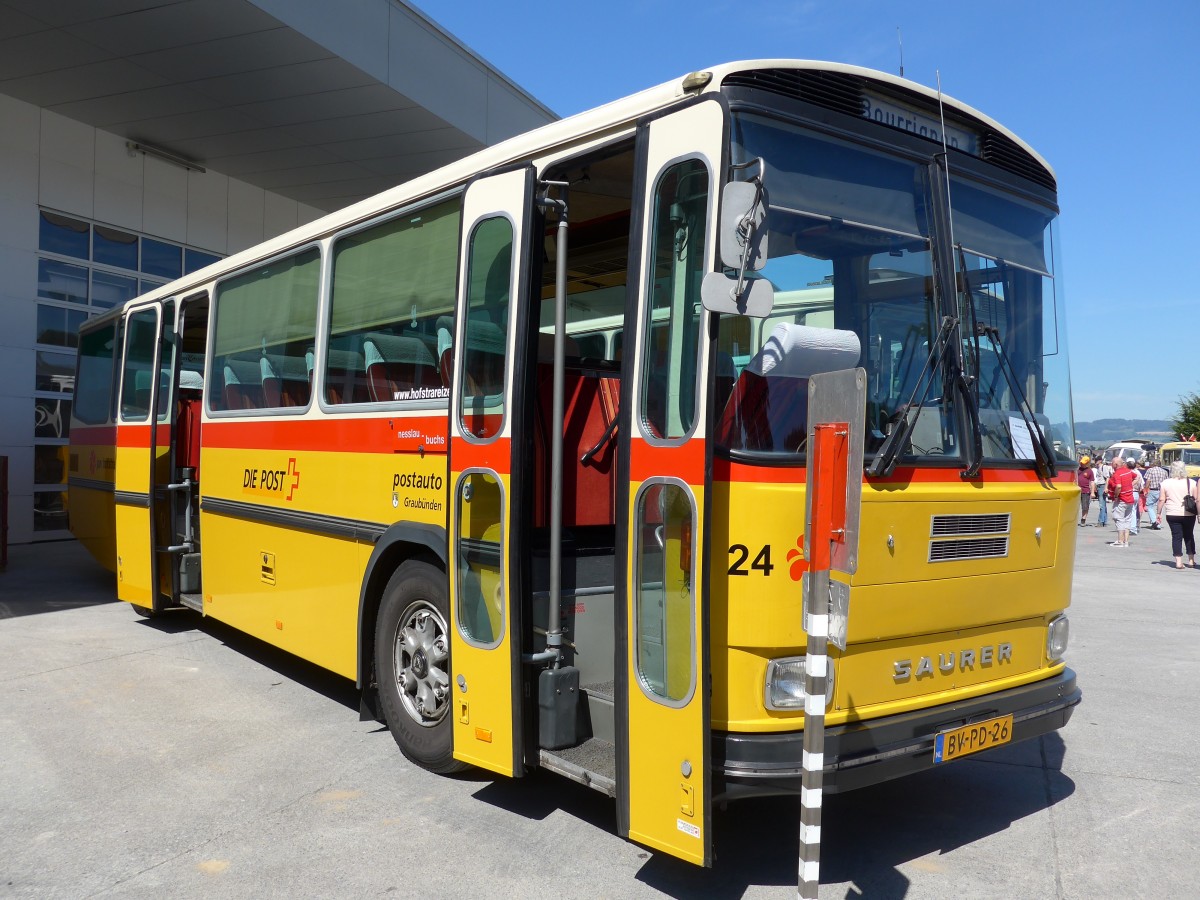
[765,656,834,711]
[1047,615,1069,661]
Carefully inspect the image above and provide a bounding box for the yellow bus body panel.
[198,439,451,682]
[113,442,154,606]
[625,480,708,866]
[709,474,1078,732]
[67,438,117,573]
[450,470,517,775]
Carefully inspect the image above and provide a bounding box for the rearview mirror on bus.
[717,180,768,271]
[701,271,774,317]
[702,179,774,317]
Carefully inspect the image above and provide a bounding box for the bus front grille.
[928,537,1009,562]
[930,513,1011,537]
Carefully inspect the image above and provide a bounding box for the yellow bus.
[68,60,1080,867]
[1159,441,1200,478]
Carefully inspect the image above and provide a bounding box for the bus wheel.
[375,561,465,774]
[131,604,156,618]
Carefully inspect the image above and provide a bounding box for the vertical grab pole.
[799,421,848,900]
[537,182,569,664]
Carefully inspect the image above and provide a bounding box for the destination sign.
[861,92,979,156]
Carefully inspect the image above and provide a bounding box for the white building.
[0,0,555,544]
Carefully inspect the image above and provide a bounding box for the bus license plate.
[933,714,1013,763]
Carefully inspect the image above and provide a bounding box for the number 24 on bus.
[69,60,1080,867]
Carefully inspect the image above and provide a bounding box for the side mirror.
[701,272,774,317]
[702,177,774,317]
[717,181,768,271]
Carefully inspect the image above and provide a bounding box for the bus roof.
[114,59,1054,316]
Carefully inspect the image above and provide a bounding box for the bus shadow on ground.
[137,609,364,712]
[471,767,619,832]
[132,605,1074,899]
[464,734,1072,898]
[0,543,116,619]
[633,733,1074,899]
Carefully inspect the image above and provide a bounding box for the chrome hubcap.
[393,601,449,726]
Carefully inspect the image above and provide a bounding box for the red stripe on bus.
[628,438,706,484]
[450,437,512,474]
[115,424,171,447]
[70,424,117,445]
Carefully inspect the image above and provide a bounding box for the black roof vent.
[723,68,865,118]
[978,131,1056,191]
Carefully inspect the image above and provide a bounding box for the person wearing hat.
[1077,455,1094,526]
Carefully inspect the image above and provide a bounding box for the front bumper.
[713,668,1080,800]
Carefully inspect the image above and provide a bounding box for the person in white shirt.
[1155,461,1197,569]
[1096,458,1113,527]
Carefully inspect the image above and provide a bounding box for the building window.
[31,209,224,537]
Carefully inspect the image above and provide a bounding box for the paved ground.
[1,516,1196,899]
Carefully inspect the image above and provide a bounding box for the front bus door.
[449,166,535,775]
[617,99,724,866]
[113,302,164,611]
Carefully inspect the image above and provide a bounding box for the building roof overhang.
[0,0,557,212]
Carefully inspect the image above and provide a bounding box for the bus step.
[178,593,204,613]
[539,739,616,797]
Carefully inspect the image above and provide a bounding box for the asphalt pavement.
[1,515,1196,899]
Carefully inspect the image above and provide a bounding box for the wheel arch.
[357,522,448,691]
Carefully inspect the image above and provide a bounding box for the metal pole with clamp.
[799,367,865,899]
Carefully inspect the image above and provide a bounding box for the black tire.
[375,560,466,774]
[131,604,156,618]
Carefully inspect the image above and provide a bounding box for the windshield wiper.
[976,321,1057,478]
[867,315,958,479]
[955,244,985,479]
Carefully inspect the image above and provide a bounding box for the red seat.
[532,334,620,529]
[363,332,440,403]
[176,395,202,475]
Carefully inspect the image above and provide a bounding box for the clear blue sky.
[418,0,1199,424]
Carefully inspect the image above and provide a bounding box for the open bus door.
[113,302,165,612]
[448,165,536,775]
[616,99,724,866]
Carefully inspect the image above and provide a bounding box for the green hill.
[1073,418,1174,446]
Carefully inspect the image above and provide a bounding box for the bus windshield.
[950,177,1073,463]
[715,111,1074,466]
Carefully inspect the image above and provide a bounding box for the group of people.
[1077,454,1198,568]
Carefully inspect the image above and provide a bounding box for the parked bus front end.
[704,68,1079,797]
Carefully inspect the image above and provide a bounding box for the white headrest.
[746,323,861,379]
[178,369,204,391]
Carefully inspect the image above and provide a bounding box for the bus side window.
[327,197,460,406]
[634,481,696,703]
[209,247,320,414]
[119,307,159,421]
[639,159,708,441]
[459,216,513,440]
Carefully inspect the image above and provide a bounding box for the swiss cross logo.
[286,457,300,501]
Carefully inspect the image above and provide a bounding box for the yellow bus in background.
[68,60,1080,867]
[1159,441,1200,478]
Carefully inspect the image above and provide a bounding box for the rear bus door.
[618,99,724,866]
[448,166,535,775]
[113,303,163,609]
